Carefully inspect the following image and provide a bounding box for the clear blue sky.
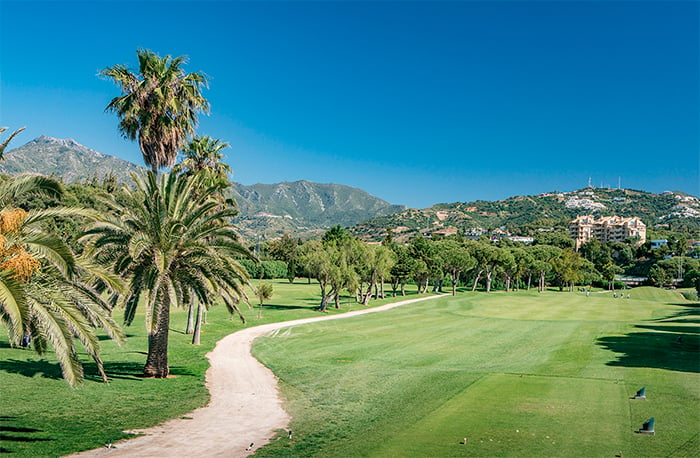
[1,0,698,208]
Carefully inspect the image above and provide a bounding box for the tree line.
[259,225,700,308]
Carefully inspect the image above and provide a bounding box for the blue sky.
[0,0,697,208]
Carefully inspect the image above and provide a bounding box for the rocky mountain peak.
[32,135,81,148]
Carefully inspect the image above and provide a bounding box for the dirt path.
[71,295,441,457]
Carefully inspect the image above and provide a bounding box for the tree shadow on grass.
[0,358,195,383]
[597,331,699,373]
[0,358,64,380]
[83,361,197,382]
[261,303,314,311]
[654,306,700,324]
[97,334,136,341]
[597,303,700,373]
[0,417,52,453]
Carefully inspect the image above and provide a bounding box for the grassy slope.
[0,280,417,456]
[253,287,699,457]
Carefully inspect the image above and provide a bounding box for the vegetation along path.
[72,295,442,457]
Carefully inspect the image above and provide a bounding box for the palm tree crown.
[177,135,232,187]
[100,49,209,172]
[82,171,252,377]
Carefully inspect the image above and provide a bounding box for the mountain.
[230,181,406,240]
[1,136,406,239]
[0,135,142,183]
[351,188,700,242]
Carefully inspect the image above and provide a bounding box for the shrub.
[239,259,288,279]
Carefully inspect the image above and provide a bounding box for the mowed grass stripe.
[254,289,699,457]
[462,290,665,323]
[373,374,630,457]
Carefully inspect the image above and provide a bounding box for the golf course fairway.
[252,287,699,457]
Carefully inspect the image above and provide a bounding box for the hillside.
[1,135,142,184]
[230,181,406,239]
[351,188,700,242]
[1,136,406,239]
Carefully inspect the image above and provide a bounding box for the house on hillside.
[569,215,646,250]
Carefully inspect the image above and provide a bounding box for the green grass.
[1,284,698,456]
[252,287,700,457]
[0,279,419,456]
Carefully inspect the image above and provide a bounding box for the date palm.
[176,135,232,188]
[175,135,233,338]
[82,171,252,378]
[100,49,209,172]
[0,174,124,386]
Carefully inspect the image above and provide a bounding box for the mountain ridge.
[4,136,698,241]
[0,135,143,184]
[1,136,407,238]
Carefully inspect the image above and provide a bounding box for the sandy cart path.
[71,295,441,457]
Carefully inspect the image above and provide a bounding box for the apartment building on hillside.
[569,215,646,249]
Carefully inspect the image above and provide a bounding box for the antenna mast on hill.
[588,177,592,188]
[618,176,621,189]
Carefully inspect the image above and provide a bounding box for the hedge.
[239,259,288,279]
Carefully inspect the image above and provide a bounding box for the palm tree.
[100,49,209,173]
[0,126,26,160]
[176,135,231,187]
[174,135,234,339]
[82,171,253,378]
[0,174,124,386]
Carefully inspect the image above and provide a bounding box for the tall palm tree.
[82,171,252,378]
[100,49,209,173]
[0,174,124,386]
[174,135,234,339]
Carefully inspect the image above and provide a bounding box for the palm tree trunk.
[185,297,195,334]
[144,295,170,378]
[192,301,203,345]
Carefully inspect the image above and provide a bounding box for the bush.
[239,259,288,279]
[261,260,288,279]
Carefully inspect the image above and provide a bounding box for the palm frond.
[0,174,63,207]
[0,270,28,344]
[27,298,84,386]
